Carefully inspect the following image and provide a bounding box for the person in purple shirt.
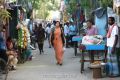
[86,20,98,36]
[85,20,98,63]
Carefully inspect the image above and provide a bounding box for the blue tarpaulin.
[95,8,107,36]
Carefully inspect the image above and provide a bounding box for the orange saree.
[53,27,64,64]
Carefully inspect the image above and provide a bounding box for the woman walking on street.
[50,21,65,66]
[36,24,45,54]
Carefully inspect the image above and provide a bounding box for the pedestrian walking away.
[36,23,45,54]
[31,23,38,49]
[64,22,70,48]
[45,23,52,48]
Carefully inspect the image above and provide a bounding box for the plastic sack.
[81,35,103,45]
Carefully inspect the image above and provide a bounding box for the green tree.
[66,0,113,20]
[28,0,41,9]
[35,0,59,19]
[66,0,78,14]
[18,0,59,19]
[99,0,113,8]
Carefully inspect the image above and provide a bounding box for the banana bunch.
[0,9,11,22]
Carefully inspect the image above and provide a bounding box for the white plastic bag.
[63,47,66,52]
[81,35,103,45]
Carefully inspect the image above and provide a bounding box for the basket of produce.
[90,61,102,68]
[90,61,102,79]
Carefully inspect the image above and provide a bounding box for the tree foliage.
[35,0,59,19]
[28,0,41,9]
[99,0,113,8]
[18,0,59,19]
[65,0,113,19]
[80,0,92,9]
[66,0,113,14]
[66,0,78,14]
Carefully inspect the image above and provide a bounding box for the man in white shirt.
[64,22,69,48]
[106,17,120,77]
[45,23,52,48]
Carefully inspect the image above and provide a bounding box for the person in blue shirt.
[68,22,77,47]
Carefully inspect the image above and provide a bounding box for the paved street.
[7,41,120,80]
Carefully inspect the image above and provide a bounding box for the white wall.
[116,15,120,27]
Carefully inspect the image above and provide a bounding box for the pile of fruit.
[90,61,102,68]
[92,61,101,65]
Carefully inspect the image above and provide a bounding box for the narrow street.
[0,0,120,80]
[7,41,120,80]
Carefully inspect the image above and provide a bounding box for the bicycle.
[0,58,9,80]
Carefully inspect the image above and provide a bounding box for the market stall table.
[79,44,107,73]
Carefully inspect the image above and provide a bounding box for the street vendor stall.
[72,7,108,74]
[80,7,108,73]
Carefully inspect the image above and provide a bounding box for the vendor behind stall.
[86,20,98,36]
[85,20,98,63]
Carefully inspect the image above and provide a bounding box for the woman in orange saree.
[50,21,65,66]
